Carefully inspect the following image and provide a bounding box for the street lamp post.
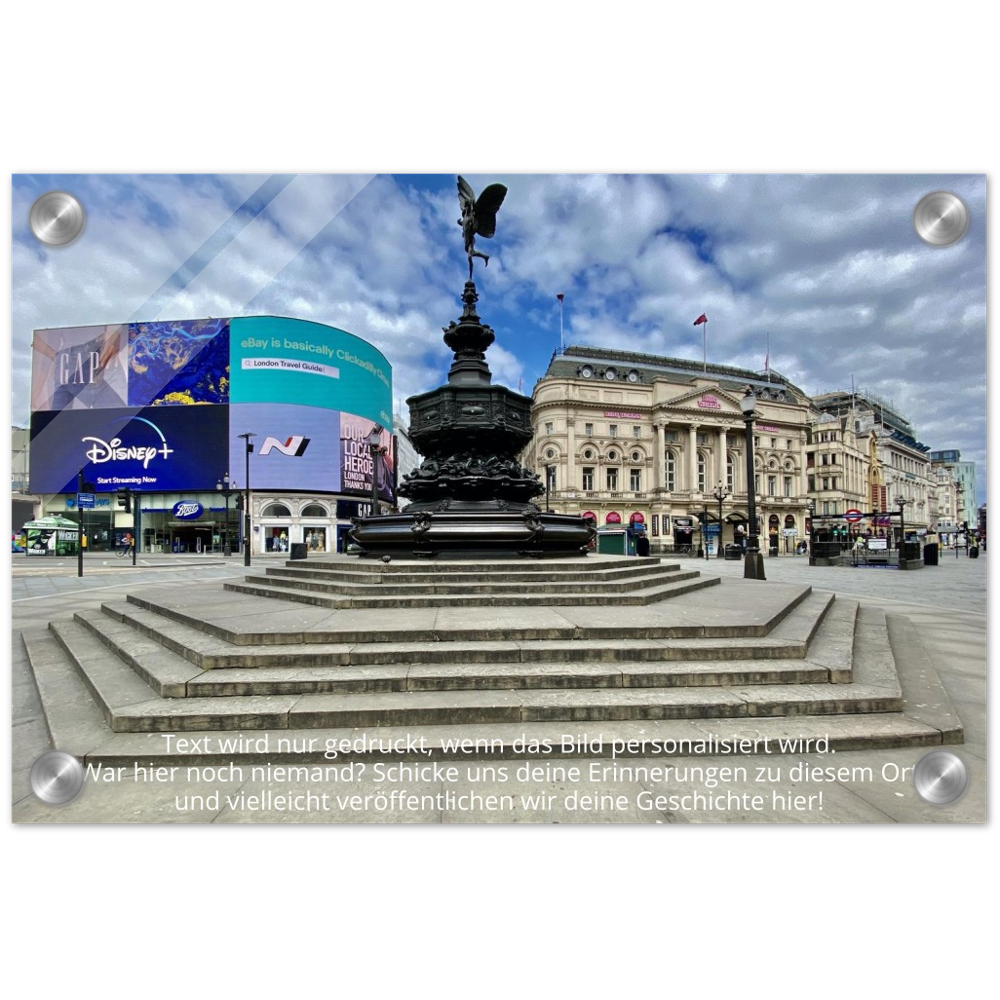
[238,433,256,566]
[711,481,729,559]
[367,426,384,517]
[807,500,816,566]
[545,465,554,513]
[740,388,765,580]
[895,494,910,566]
[216,473,233,557]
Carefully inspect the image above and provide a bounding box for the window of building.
[301,503,328,517]
[807,475,815,492]
[771,438,777,448]
[783,477,792,497]
[755,475,761,494]
[633,426,641,439]
[664,431,678,442]
[754,436,760,448]
[786,440,793,451]
[544,422,553,436]
[727,455,735,492]
[767,475,776,496]
[665,451,676,491]
[609,425,618,438]
[584,423,593,437]
[607,468,618,491]
[697,454,706,492]
[822,478,829,491]
[630,468,642,491]
[582,468,594,491]
[262,503,291,517]
[821,454,829,465]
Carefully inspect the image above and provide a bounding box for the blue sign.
[77,493,95,508]
[172,501,204,520]
[29,406,230,494]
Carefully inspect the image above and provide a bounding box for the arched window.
[697,452,707,492]
[727,453,736,492]
[665,450,676,491]
[301,503,328,517]
[262,503,291,517]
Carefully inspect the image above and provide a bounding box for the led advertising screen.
[228,403,343,493]
[31,324,130,411]
[230,316,392,428]
[29,315,393,497]
[29,405,230,494]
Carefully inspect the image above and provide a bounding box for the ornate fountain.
[349,177,595,557]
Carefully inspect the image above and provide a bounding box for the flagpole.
[703,318,707,373]
[766,332,770,382]
[557,293,565,353]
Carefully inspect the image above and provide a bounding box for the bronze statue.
[457,176,507,279]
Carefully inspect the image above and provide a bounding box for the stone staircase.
[22,556,963,764]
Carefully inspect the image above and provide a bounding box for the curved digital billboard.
[29,316,394,502]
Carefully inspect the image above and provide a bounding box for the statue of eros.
[457,175,507,279]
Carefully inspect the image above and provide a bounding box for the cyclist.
[119,532,134,557]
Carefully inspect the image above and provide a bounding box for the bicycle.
[116,541,134,558]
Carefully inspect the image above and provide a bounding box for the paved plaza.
[10,548,987,824]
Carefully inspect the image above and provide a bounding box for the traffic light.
[117,488,131,513]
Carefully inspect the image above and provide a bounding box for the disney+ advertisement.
[29,406,229,494]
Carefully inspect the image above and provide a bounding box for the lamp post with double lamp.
[367,426,384,517]
[807,500,816,566]
[895,494,910,566]
[238,433,256,566]
[740,387,765,580]
[711,482,729,559]
[216,473,234,557]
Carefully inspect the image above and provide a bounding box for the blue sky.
[11,172,987,503]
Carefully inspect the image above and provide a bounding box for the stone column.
[566,419,577,494]
[688,425,699,492]
[717,427,728,490]
[655,422,665,488]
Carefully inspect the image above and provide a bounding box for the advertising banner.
[29,406,230,494]
[228,402,342,493]
[31,325,129,412]
[230,316,392,428]
[339,413,394,503]
[127,318,230,406]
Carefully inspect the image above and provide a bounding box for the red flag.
[556,293,564,303]
[693,313,708,326]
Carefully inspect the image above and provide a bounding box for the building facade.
[528,347,812,553]
[930,450,978,528]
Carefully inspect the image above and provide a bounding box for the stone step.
[249,566,700,596]
[71,608,835,697]
[280,556,668,578]
[61,712,958,766]
[222,573,722,608]
[268,560,679,586]
[95,591,832,672]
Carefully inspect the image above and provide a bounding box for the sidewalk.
[10,551,987,823]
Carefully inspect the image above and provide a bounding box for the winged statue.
[457,175,507,279]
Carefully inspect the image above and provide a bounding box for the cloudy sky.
[11,172,987,502]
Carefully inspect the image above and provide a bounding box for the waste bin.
[923,543,938,566]
[289,542,308,560]
[969,545,979,559]
[724,544,742,561]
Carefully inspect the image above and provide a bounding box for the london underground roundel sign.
[844,508,863,523]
